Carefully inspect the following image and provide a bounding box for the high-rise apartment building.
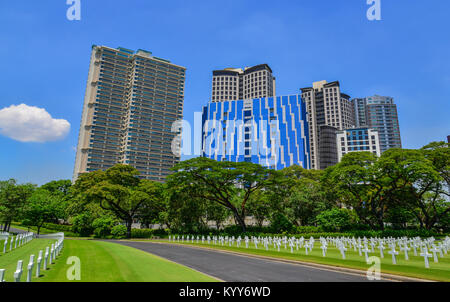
[73,45,186,182]
[201,95,310,170]
[336,128,381,162]
[300,80,355,170]
[211,64,276,102]
[351,95,402,153]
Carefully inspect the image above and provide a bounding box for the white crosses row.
[2,232,34,254]
[0,237,64,282]
[168,235,450,269]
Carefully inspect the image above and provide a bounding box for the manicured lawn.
[0,238,57,282]
[36,239,218,282]
[150,239,450,282]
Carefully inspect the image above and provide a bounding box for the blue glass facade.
[201,95,310,170]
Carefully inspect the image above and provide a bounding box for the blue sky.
[0,0,449,185]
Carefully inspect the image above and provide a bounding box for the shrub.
[131,228,155,238]
[71,212,94,237]
[111,225,128,239]
[316,208,352,232]
[295,226,323,233]
[92,216,118,238]
[42,222,73,232]
[269,213,294,233]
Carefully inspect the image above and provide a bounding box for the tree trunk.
[232,210,246,232]
[126,220,132,239]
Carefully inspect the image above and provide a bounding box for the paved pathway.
[111,241,388,282]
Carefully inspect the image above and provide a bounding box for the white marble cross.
[430,245,440,263]
[400,244,410,260]
[388,246,399,265]
[362,245,371,262]
[3,237,7,253]
[321,243,327,257]
[378,242,385,258]
[14,260,23,282]
[44,247,49,270]
[50,244,55,264]
[26,254,35,282]
[412,243,418,256]
[36,250,43,278]
[420,249,432,269]
[339,243,347,260]
[286,240,292,253]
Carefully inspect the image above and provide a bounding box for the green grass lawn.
[35,239,218,282]
[149,239,450,282]
[0,238,57,282]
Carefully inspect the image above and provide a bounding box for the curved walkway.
[110,240,388,282]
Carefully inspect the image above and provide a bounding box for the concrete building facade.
[300,80,355,169]
[336,127,381,162]
[211,64,276,102]
[73,45,186,182]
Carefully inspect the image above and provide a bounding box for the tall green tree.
[382,145,450,229]
[22,188,61,234]
[0,179,35,231]
[72,164,162,238]
[166,157,270,232]
[323,152,388,229]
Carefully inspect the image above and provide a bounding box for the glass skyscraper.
[352,95,402,153]
[201,95,310,170]
[73,45,186,182]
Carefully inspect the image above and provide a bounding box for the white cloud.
[0,104,70,143]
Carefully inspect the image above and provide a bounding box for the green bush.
[111,225,128,239]
[92,216,118,238]
[42,222,73,232]
[71,212,94,237]
[316,208,352,232]
[269,213,294,233]
[131,228,155,238]
[295,226,323,233]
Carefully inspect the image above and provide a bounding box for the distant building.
[352,95,402,153]
[318,125,338,169]
[447,135,450,144]
[337,128,381,162]
[201,95,310,170]
[301,80,355,169]
[211,64,276,102]
[73,45,186,182]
